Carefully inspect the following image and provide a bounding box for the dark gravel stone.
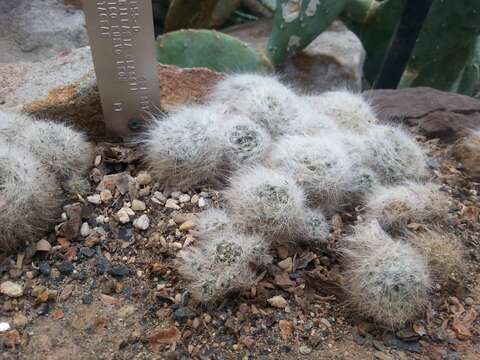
[39,261,51,276]
[174,307,195,324]
[72,270,87,281]
[82,294,94,304]
[79,247,95,258]
[95,257,111,273]
[108,266,131,277]
[116,227,133,241]
[58,261,74,275]
[36,303,49,316]
[383,334,422,353]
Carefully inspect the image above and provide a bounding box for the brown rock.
[240,336,255,350]
[365,87,480,141]
[278,320,295,341]
[147,326,181,352]
[61,203,83,241]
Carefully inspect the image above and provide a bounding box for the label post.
[82,0,161,138]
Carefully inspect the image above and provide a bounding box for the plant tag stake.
[82,0,160,138]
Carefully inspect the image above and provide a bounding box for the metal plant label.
[83,0,160,138]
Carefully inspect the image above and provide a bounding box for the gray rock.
[0,0,88,63]
[174,307,195,324]
[224,20,365,93]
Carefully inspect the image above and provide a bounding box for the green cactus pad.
[156,29,273,72]
[267,0,350,65]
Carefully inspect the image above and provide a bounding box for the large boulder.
[224,20,365,93]
[366,87,480,141]
[0,47,223,139]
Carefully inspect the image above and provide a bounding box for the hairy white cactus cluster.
[151,74,461,326]
[453,128,480,180]
[176,230,270,302]
[0,110,93,252]
[224,165,306,243]
[341,221,431,328]
[364,182,450,231]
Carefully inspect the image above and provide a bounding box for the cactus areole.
[83,0,161,139]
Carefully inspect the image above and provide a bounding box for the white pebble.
[198,197,207,208]
[80,222,91,237]
[0,322,11,332]
[170,191,181,199]
[131,199,146,211]
[136,171,152,185]
[100,189,113,202]
[190,194,199,204]
[94,155,102,167]
[179,194,191,203]
[165,199,181,210]
[152,191,167,204]
[116,209,131,224]
[87,194,102,205]
[133,215,150,230]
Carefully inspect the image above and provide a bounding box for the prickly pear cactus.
[156,29,273,72]
[456,37,480,97]
[267,0,350,65]
[341,0,407,84]
[399,0,480,92]
[164,0,220,32]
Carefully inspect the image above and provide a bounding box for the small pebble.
[170,191,181,199]
[198,197,207,208]
[116,209,131,224]
[190,194,199,204]
[80,222,91,237]
[133,215,150,230]
[179,194,191,203]
[39,262,51,276]
[152,191,167,204]
[175,307,195,324]
[94,155,102,167]
[0,322,11,332]
[36,239,52,252]
[100,189,113,202]
[58,261,74,275]
[165,199,181,210]
[267,295,287,309]
[131,199,146,211]
[136,171,152,185]
[109,266,131,277]
[0,281,24,298]
[179,220,195,231]
[299,345,312,355]
[87,194,102,205]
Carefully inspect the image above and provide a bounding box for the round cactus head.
[211,112,272,169]
[305,91,377,134]
[360,125,428,184]
[176,230,271,303]
[365,181,449,231]
[342,221,431,328]
[195,208,231,239]
[21,120,94,180]
[143,105,225,189]
[285,99,339,137]
[209,73,302,138]
[224,165,306,242]
[266,135,354,210]
[301,208,330,245]
[0,145,61,252]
